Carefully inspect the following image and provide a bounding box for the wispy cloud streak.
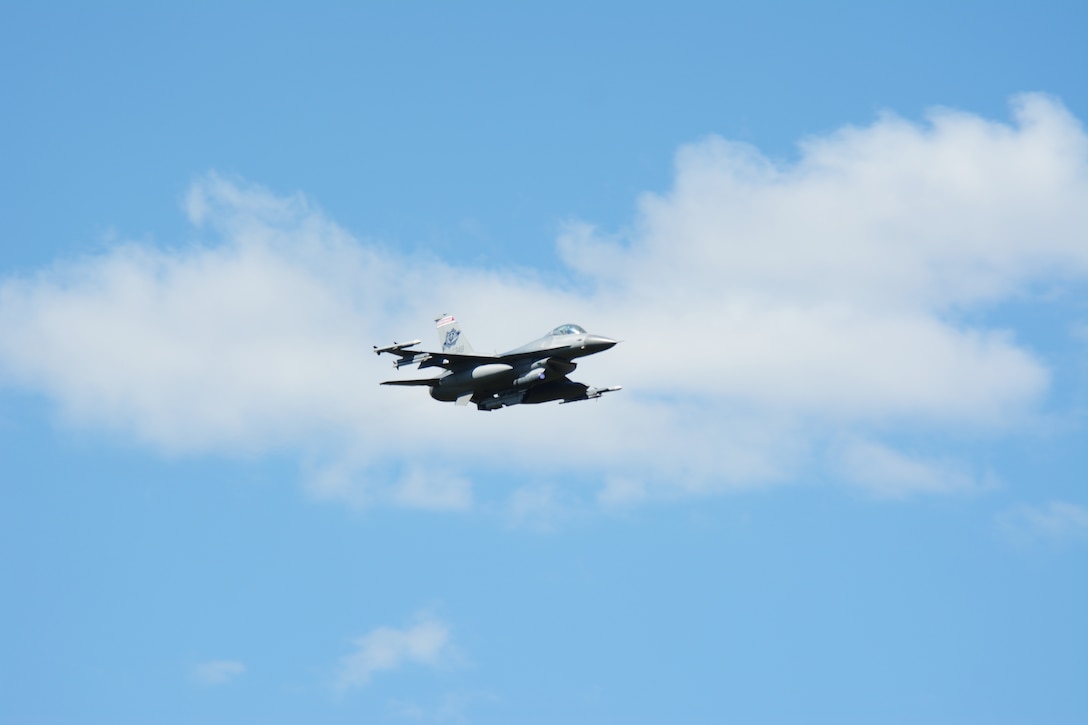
[997,501,1088,543]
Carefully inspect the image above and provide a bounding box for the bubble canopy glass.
[549,324,586,336]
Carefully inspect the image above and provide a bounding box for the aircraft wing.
[414,352,500,370]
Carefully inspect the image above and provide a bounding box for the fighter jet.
[375,314,621,411]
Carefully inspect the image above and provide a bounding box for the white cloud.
[1,94,1086,506]
[997,501,1088,543]
[389,468,473,511]
[597,476,649,508]
[192,659,245,685]
[335,616,452,691]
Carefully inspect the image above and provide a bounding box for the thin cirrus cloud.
[0,93,1085,509]
[192,660,246,686]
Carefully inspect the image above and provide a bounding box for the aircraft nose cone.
[582,334,618,352]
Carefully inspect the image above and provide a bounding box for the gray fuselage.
[428,326,617,405]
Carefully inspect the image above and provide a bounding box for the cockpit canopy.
[549,323,586,337]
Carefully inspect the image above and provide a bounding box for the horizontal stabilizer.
[381,378,439,387]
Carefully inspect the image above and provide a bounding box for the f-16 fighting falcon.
[375,314,621,411]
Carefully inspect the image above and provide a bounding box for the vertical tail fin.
[435,314,475,354]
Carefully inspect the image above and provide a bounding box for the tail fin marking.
[435,314,475,355]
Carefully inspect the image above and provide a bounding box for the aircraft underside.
[428,359,607,410]
[432,377,599,410]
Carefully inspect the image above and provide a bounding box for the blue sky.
[2,3,1087,723]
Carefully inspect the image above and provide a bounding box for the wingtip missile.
[559,385,622,404]
[373,340,423,355]
[586,385,622,399]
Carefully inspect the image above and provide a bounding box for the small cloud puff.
[334,616,452,691]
